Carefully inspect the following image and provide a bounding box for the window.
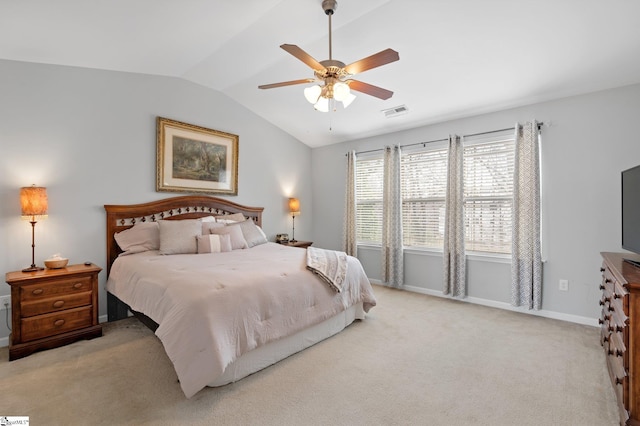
[355,155,383,243]
[354,133,516,255]
[463,138,515,254]
[401,147,448,248]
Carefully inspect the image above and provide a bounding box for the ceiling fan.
[258,0,399,112]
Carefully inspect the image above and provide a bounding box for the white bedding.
[106,242,376,398]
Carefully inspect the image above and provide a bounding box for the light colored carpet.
[0,285,619,425]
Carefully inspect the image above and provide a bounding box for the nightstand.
[5,263,102,360]
[278,240,313,249]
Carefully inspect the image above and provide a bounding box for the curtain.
[443,135,466,297]
[343,150,357,257]
[382,145,403,287]
[511,121,542,309]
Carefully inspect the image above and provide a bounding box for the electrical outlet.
[559,279,569,291]
[0,295,10,310]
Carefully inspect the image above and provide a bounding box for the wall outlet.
[559,279,569,291]
[0,295,10,310]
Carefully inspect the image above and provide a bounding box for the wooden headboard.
[104,195,264,276]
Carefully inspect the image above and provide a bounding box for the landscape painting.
[156,117,238,195]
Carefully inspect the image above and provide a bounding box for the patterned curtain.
[343,150,357,257]
[382,145,403,287]
[443,135,466,297]
[511,121,542,309]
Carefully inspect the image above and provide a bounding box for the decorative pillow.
[202,221,225,234]
[238,219,268,248]
[158,219,201,255]
[209,224,248,250]
[197,234,232,253]
[114,222,160,255]
[215,212,246,223]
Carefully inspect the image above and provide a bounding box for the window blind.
[355,156,384,243]
[401,147,448,248]
[463,138,515,253]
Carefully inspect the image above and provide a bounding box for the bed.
[104,195,376,398]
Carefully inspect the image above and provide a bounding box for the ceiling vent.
[382,105,408,118]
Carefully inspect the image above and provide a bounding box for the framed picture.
[156,117,239,195]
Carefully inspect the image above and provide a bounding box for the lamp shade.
[304,85,322,104]
[20,185,48,219]
[288,197,300,216]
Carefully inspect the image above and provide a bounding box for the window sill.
[356,244,512,264]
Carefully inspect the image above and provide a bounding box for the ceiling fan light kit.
[258,0,399,113]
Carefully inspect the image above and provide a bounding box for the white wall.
[0,60,313,342]
[311,83,640,322]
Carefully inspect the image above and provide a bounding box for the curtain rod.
[348,122,544,156]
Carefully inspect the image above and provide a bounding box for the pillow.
[202,221,225,234]
[114,222,160,255]
[238,219,268,248]
[200,216,217,223]
[209,224,248,250]
[215,212,246,223]
[197,234,232,253]
[158,219,201,255]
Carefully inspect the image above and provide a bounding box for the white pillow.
[209,224,248,250]
[197,234,232,253]
[114,222,160,255]
[202,221,225,234]
[238,220,268,248]
[215,212,246,223]
[158,219,201,255]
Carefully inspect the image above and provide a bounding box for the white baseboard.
[371,281,598,327]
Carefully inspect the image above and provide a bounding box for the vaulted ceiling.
[2,0,640,147]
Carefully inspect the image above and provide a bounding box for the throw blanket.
[306,246,348,292]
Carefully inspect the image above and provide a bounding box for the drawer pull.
[52,300,65,308]
[32,288,44,295]
[73,282,83,289]
[53,319,65,327]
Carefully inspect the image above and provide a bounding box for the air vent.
[382,105,408,118]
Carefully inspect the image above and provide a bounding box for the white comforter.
[106,242,376,398]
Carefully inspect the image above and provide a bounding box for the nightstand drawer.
[20,276,92,301]
[21,291,92,317]
[21,306,93,342]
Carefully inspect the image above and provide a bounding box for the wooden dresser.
[6,263,102,360]
[600,252,640,425]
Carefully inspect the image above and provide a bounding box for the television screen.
[622,165,640,255]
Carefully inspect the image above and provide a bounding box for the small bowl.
[44,258,69,269]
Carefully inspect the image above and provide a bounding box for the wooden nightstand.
[5,263,102,360]
[278,240,313,249]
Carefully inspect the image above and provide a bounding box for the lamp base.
[22,265,44,273]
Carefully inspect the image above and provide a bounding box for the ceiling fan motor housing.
[322,0,337,15]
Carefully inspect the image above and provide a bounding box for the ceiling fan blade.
[258,78,316,90]
[344,48,400,75]
[347,80,394,100]
[280,44,325,71]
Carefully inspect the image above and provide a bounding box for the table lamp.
[21,185,48,272]
[288,197,300,243]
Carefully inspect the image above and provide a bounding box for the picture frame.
[156,117,239,195]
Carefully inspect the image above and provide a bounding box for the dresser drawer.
[20,276,92,302]
[21,291,92,317]
[20,306,93,342]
